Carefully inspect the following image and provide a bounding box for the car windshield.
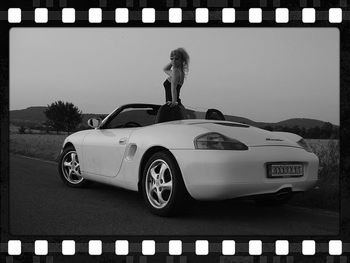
[104,107,158,128]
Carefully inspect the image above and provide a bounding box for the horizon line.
[9,105,340,126]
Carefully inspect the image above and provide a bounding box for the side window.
[104,107,158,129]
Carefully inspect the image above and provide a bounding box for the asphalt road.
[9,155,339,236]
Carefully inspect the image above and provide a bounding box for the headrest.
[155,104,187,123]
[205,109,225,120]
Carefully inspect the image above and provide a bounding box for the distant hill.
[10,106,337,129]
[10,106,47,123]
[275,118,327,129]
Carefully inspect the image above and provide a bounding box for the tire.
[58,146,88,188]
[141,151,188,216]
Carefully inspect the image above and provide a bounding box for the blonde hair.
[171,48,190,76]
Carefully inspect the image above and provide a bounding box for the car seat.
[155,104,187,123]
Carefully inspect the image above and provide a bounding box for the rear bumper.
[171,146,319,200]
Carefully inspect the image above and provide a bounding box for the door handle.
[119,137,127,145]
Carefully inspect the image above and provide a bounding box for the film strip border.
[2,7,349,23]
[2,0,350,8]
[1,2,348,263]
[1,240,348,256]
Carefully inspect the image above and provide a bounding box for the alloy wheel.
[145,159,173,209]
[61,150,84,184]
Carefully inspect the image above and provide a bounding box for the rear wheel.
[58,146,88,187]
[141,151,188,216]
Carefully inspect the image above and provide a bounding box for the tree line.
[17,100,339,139]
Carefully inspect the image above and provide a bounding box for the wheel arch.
[56,142,75,162]
[63,142,75,150]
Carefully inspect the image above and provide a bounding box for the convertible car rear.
[58,103,319,216]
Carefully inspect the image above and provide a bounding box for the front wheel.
[141,151,188,216]
[58,146,88,188]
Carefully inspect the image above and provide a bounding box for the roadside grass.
[289,139,339,211]
[10,124,69,135]
[9,128,339,211]
[10,133,67,161]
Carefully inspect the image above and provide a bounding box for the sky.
[10,28,339,125]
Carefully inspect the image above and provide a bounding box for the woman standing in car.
[156,48,190,123]
[162,48,190,107]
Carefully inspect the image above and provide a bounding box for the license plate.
[267,163,303,178]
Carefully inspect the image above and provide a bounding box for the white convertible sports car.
[58,103,319,216]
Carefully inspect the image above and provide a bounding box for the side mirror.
[87,118,101,128]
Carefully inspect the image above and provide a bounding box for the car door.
[81,105,158,178]
[81,128,134,177]
[81,107,144,178]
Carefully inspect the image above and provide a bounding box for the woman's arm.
[163,62,172,77]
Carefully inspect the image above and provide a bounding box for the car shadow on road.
[52,181,340,235]
[89,181,311,220]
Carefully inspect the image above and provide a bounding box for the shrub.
[18,126,26,134]
[290,140,339,211]
[45,101,82,133]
